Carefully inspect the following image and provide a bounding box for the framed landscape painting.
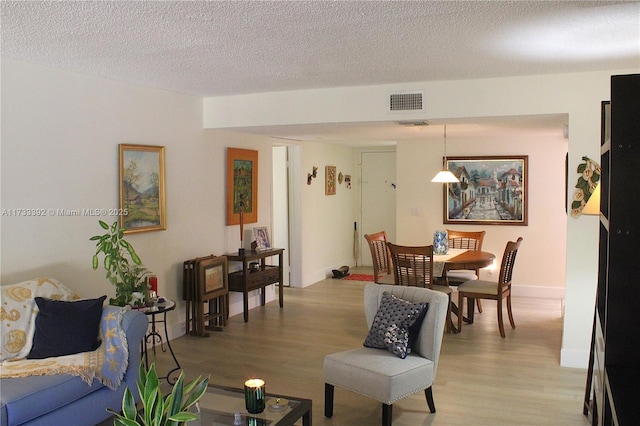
[119,144,166,233]
[197,255,228,299]
[226,148,258,226]
[443,155,528,226]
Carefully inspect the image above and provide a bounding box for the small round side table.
[140,299,181,384]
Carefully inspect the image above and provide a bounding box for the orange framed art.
[226,148,258,226]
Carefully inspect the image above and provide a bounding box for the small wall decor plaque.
[307,166,318,185]
[570,156,600,218]
[326,166,337,195]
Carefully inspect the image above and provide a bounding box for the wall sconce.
[582,183,601,215]
[307,166,318,185]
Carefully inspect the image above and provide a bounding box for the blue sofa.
[0,309,148,426]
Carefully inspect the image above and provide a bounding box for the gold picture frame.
[325,165,337,195]
[226,148,258,226]
[119,144,166,233]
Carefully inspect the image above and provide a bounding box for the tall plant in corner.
[91,220,150,306]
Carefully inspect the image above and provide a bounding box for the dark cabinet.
[225,248,285,323]
[585,73,640,425]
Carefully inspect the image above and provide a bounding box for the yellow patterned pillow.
[1,278,76,361]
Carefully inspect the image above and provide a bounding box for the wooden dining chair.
[387,243,452,332]
[364,231,395,284]
[456,237,523,338]
[446,229,486,313]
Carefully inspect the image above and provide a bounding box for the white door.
[360,151,396,266]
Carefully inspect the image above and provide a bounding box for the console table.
[225,248,285,322]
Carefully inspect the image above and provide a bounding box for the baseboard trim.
[511,285,565,300]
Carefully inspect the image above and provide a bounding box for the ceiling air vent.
[389,92,424,112]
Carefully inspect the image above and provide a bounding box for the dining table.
[433,248,496,333]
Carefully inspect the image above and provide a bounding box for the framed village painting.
[443,156,528,226]
[119,144,166,233]
[226,148,258,226]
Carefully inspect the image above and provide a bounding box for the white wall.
[203,70,636,368]
[300,141,359,285]
[396,134,568,293]
[0,59,275,338]
[3,57,634,367]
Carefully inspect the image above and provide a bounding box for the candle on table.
[148,276,158,293]
[244,378,265,414]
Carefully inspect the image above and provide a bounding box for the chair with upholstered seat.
[456,237,523,338]
[446,229,486,313]
[387,243,453,332]
[324,283,449,426]
[364,231,395,284]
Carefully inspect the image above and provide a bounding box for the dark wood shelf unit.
[225,248,285,322]
[584,73,640,426]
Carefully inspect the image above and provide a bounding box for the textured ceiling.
[2,1,639,142]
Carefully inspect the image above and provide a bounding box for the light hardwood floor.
[153,269,590,425]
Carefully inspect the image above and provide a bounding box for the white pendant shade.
[431,124,460,183]
[431,170,460,183]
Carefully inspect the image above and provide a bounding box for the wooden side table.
[225,248,284,322]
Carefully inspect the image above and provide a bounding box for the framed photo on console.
[252,227,271,251]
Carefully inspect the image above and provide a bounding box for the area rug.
[342,274,377,282]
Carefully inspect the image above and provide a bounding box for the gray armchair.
[323,284,448,426]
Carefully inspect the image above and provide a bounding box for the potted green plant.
[91,220,151,306]
[109,362,209,426]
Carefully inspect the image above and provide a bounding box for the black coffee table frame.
[198,384,312,426]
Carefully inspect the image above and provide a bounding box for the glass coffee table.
[194,384,312,426]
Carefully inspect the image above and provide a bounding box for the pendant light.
[431,124,460,183]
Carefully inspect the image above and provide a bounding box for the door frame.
[358,148,397,266]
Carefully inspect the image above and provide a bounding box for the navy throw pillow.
[408,303,429,349]
[363,292,428,359]
[27,295,106,359]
